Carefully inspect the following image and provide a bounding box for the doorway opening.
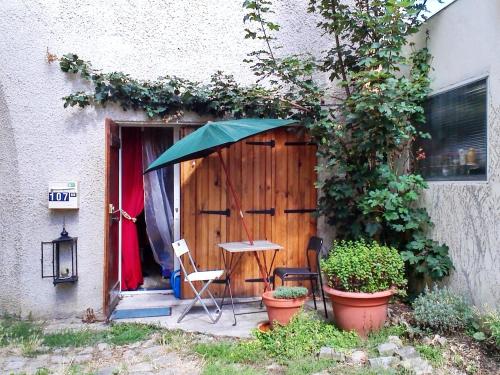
[136,211,170,290]
[119,125,178,294]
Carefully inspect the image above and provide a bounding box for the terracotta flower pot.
[323,285,394,337]
[262,291,306,327]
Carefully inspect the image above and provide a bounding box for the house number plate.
[48,192,77,201]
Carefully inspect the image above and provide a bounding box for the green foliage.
[284,358,334,375]
[202,362,264,375]
[195,340,266,375]
[306,0,452,282]
[43,329,106,348]
[472,309,500,348]
[195,313,358,364]
[58,53,319,124]
[483,310,500,347]
[364,325,407,349]
[195,341,264,364]
[160,329,195,352]
[0,314,43,347]
[34,369,51,375]
[253,312,359,361]
[412,287,473,333]
[320,240,406,293]
[107,322,159,345]
[273,286,308,299]
[416,344,445,367]
[44,323,158,348]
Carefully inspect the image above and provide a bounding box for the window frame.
[419,75,489,184]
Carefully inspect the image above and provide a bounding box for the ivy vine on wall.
[57,54,319,123]
[55,0,453,287]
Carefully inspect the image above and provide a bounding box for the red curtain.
[121,128,144,290]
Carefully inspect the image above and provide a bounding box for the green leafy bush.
[320,240,406,293]
[273,286,308,299]
[472,309,500,348]
[483,311,500,347]
[253,312,359,360]
[412,287,473,332]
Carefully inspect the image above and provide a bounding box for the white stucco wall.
[414,0,500,308]
[0,0,330,318]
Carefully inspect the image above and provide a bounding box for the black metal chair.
[272,236,328,318]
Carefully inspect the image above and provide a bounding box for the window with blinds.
[415,78,487,181]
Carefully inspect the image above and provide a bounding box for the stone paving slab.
[0,336,202,375]
[111,293,328,338]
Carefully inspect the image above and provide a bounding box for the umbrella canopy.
[145,118,297,173]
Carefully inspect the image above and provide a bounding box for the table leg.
[227,276,237,326]
[258,249,280,307]
[220,250,241,326]
[252,251,271,291]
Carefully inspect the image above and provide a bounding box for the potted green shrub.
[262,286,308,327]
[321,240,406,337]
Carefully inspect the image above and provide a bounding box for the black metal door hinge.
[284,208,317,214]
[245,208,275,216]
[284,141,316,146]
[200,209,231,216]
[246,140,275,147]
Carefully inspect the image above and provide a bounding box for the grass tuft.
[44,323,159,348]
[43,329,106,348]
[285,358,334,375]
[195,341,264,364]
[202,362,264,375]
[416,344,444,367]
[0,313,43,346]
[107,322,159,346]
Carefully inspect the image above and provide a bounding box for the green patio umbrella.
[145,118,297,246]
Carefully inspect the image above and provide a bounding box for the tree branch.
[255,1,277,64]
[330,0,351,97]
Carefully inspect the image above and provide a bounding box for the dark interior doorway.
[136,211,170,290]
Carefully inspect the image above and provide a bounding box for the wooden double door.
[180,126,318,298]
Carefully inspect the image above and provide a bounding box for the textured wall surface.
[0,1,329,317]
[414,0,500,308]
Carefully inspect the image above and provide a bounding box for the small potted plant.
[262,286,308,327]
[321,240,406,337]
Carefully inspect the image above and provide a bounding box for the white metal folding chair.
[172,239,224,323]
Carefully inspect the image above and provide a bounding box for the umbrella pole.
[217,149,254,245]
[217,149,272,290]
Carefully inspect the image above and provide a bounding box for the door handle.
[109,204,121,222]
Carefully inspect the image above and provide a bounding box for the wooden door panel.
[103,118,120,317]
[180,127,317,298]
[274,129,289,272]
[179,127,201,298]
[206,151,225,297]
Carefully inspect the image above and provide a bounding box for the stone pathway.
[0,334,201,375]
[319,335,435,375]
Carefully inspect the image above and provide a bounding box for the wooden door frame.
[103,118,120,316]
[104,121,205,303]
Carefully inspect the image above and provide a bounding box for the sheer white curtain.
[142,128,174,277]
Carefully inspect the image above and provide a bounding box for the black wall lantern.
[41,226,78,285]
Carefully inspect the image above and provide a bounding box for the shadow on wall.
[0,83,22,313]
